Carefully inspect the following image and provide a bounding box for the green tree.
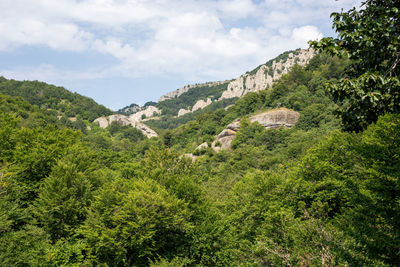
[80,177,192,266]
[33,147,104,240]
[310,0,400,131]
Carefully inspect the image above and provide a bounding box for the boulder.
[217,129,236,139]
[93,114,158,138]
[226,120,240,131]
[196,142,209,150]
[212,108,300,151]
[108,114,131,126]
[129,106,160,122]
[192,98,212,112]
[178,108,191,117]
[94,117,109,128]
[249,108,300,128]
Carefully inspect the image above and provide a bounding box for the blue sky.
[0,0,362,110]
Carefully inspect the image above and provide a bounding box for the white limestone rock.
[220,49,315,100]
[178,108,191,117]
[196,142,209,151]
[133,122,158,138]
[93,114,158,138]
[94,117,109,128]
[108,114,132,126]
[158,80,229,102]
[249,108,300,128]
[129,106,160,122]
[212,108,300,151]
[192,98,212,112]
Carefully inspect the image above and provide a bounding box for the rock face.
[93,114,158,138]
[192,98,212,112]
[211,108,300,150]
[94,117,109,128]
[118,103,142,115]
[129,106,160,122]
[135,122,159,138]
[177,98,213,116]
[196,142,209,150]
[220,49,314,100]
[249,108,299,128]
[178,108,191,117]
[158,81,229,102]
[156,49,314,117]
[213,129,236,150]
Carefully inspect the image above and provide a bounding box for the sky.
[0,0,362,110]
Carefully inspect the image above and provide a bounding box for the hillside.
[3,48,400,266]
[1,1,400,266]
[153,48,314,117]
[139,48,314,130]
[0,76,113,121]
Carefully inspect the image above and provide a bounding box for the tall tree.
[310,0,400,131]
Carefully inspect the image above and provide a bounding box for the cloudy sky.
[0,0,362,110]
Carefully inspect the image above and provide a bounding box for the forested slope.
[0,77,113,121]
[1,51,398,266]
[0,1,399,265]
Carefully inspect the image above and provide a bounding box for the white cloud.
[217,0,257,18]
[0,0,363,83]
[0,19,93,51]
[291,26,323,47]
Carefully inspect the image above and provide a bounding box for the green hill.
[1,1,399,264]
[0,76,113,121]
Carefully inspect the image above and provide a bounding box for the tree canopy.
[310,0,400,131]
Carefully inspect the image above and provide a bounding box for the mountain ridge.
[123,48,315,122]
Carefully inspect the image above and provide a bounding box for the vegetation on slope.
[156,81,230,116]
[0,77,113,121]
[0,1,399,265]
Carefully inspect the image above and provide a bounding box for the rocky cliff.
[129,106,160,122]
[193,108,300,152]
[219,49,314,100]
[158,81,229,102]
[117,103,142,115]
[161,48,314,117]
[94,114,158,138]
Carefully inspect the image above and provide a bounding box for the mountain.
[3,2,400,265]
[0,76,112,121]
[117,101,158,116]
[109,48,315,133]
[153,48,314,119]
[3,51,399,266]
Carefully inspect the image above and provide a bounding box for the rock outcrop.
[94,114,158,138]
[158,81,229,102]
[212,129,236,151]
[192,98,212,112]
[117,103,142,115]
[178,108,191,117]
[220,49,314,100]
[177,98,213,117]
[156,49,314,117]
[211,108,300,150]
[195,142,209,150]
[93,117,108,128]
[134,122,159,138]
[129,106,160,122]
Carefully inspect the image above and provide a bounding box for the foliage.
[310,0,400,131]
[0,77,112,121]
[0,2,399,264]
[156,82,230,116]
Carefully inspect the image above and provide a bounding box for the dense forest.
[0,77,113,121]
[1,1,399,266]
